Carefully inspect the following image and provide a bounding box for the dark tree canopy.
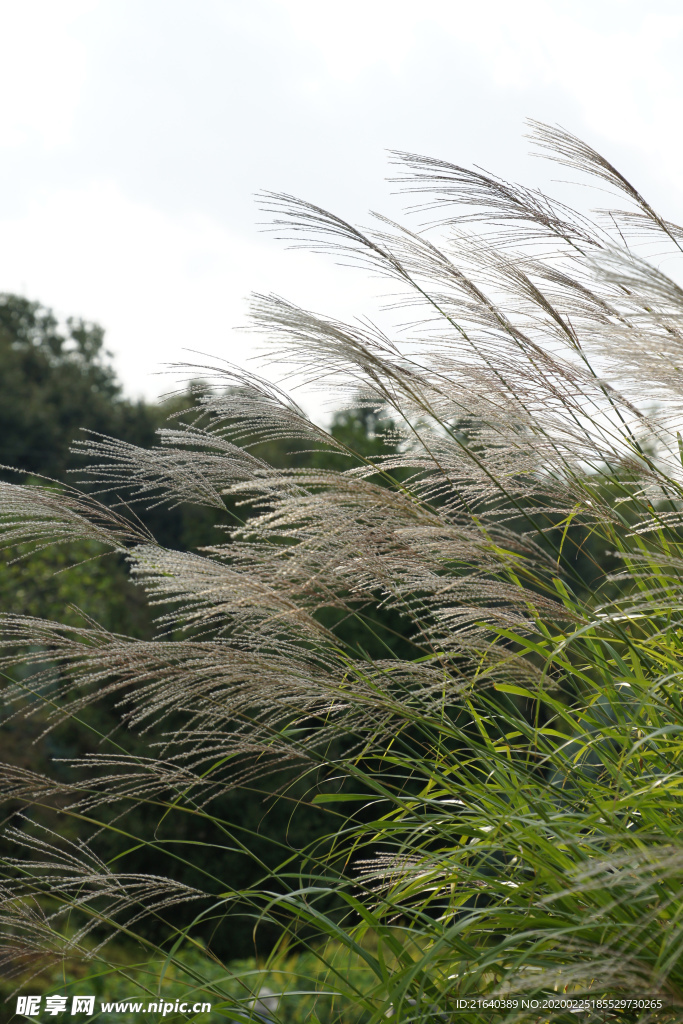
[0,293,156,480]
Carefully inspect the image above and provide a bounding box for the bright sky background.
[1,0,683,408]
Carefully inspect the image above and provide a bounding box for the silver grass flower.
[3,123,683,1016]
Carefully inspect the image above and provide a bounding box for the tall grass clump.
[3,123,683,1021]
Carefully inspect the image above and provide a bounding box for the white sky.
[1,0,682,407]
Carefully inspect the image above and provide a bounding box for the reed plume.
[3,123,683,1020]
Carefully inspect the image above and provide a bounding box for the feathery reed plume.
[3,123,683,1019]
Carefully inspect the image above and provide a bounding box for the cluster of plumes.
[0,824,202,979]
[0,618,480,806]
[2,123,683,998]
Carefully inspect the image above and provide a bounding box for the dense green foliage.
[0,294,157,481]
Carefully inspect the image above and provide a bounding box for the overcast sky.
[1,0,683,408]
